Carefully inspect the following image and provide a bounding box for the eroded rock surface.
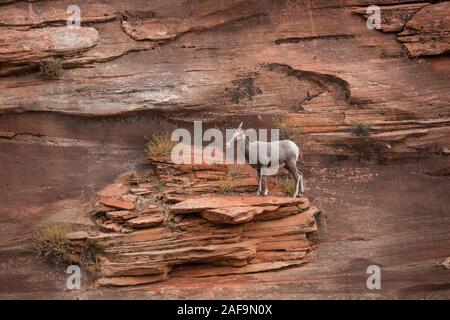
[0,0,449,296]
[0,0,448,162]
[398,2,450,57]
[0,3,117,27]
[0,26,99,74]
[121,0,266,41]
[354,2,450,57]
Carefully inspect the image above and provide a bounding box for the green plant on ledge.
[38,58,63,80]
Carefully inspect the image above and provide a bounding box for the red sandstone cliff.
[0,0,449,299]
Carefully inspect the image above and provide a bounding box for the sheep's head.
[226,122,246,148]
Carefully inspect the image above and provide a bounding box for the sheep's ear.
[237,122,243,129]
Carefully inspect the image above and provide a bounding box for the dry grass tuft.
[272,113,297,140]
[217,175,235,195]
[351,122,372,137]
[280,178,295,196]
[79,239,104,274]
[313,199,329,227]
[147,134,177,157]
[32,223,71,261]
[38,58,63,80]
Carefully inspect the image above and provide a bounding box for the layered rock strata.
[65,157,319,286]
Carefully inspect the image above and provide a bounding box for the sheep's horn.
[238,122,243,129]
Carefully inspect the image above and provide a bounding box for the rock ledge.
[65,157,319,286]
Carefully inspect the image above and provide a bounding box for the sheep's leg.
[256,168,262,196]
[298,170,305,194]
[293,172,300,198]
[285,160,300,198]
[262,174,269,196]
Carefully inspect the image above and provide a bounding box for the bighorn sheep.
[225,122,304,198]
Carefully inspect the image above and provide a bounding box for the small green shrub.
[38,58,63,80]
[32,223,71,261]
[273,113,297,140]
[351,122,371,137]
[147,134,177,157]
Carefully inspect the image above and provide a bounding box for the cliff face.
[355,2,450,57]
[0,0,449,299]
[0,0,449,162]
